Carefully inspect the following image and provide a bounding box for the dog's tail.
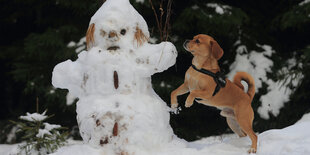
[233,72,255,100]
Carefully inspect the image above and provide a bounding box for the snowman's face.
[94,18,134,51]
[86,18,148,51]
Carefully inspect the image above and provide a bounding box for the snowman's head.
[86,0,149,51]
[86,18,148,51]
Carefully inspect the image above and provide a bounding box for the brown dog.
[170,34,257,153]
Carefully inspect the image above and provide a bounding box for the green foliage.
[174,2,248,37]
[0,121,20,144]
[11,110,68,155]
[12,27,77,94]
[273,2,310,30]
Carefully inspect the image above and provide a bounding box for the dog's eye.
[120,29,126,35]
[195,39,200,44]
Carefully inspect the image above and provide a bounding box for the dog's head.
[86,21,148,51]
[183,34,223,60]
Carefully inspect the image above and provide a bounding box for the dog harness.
[191,65,226,96]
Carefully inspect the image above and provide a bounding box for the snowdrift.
[46,113,310,155]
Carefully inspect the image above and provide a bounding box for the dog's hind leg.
[226,117,246,137]
[220,108,235,118]
[235,104,257,153]
[220,108,246,137]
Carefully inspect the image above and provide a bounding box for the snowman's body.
[52,0,177,153]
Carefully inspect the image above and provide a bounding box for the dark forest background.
[1,0,310,143]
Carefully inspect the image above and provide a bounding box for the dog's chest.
[185,68,204,91]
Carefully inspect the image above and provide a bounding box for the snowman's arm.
[52,60,84,97]
[146,42,178,73]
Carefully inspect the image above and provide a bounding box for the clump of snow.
[36,129,52,138]
[19,111,47,122]
[299,0,310,6]
[67,41,76,48]
[6,126,19,143]
[52,0,177,153]
[191,5,199,10]
[44,123,61,131]
[227,43,274,92]
[258,58,304,119]
[66,92,77,106]
[171,35,179,42]
[135,0,144,4]
[67,37,86,54]
[49,87,56,94]
[149,37,158,44]
[160,81,172,88]
[206,3,231,15]
[36,123,61,138]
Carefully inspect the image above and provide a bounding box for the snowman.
[52,0,177,153]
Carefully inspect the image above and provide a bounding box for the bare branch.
[149,0,173,41]
[164,0,173,41]
[149,0,163,41]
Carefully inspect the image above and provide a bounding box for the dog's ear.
[134,27,148,47]
[86,23,95,50]
[210,40,223,60]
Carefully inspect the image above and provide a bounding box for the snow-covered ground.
[1,113,310,155]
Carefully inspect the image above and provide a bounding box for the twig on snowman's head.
[149,0,173,41]
[149,0,162,40]
[164,0,173,41]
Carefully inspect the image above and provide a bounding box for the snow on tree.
[10,111,67,155]
[227,41,304,119]
[52,0,177,154]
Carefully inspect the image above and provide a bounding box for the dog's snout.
[109,31,117,38]
[183,40,190,51]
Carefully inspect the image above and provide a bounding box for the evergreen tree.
[11,110,68,155]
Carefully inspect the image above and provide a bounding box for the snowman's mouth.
[107,46,120,51]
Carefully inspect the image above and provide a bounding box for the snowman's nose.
[109,31,117,38]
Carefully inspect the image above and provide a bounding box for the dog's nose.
[109,31,117,38]
[183,40,190,50]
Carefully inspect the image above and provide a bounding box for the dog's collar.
[191,64,226,96]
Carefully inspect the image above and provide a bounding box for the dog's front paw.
[171,103,179,109]
[171,97,179,109]
[185,97,194,108]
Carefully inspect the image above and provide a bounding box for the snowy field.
[1,113,309,155]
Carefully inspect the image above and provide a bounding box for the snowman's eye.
[100,29,106,37]
[120,29,126,35]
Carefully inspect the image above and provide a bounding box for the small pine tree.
[11,110,68,155]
